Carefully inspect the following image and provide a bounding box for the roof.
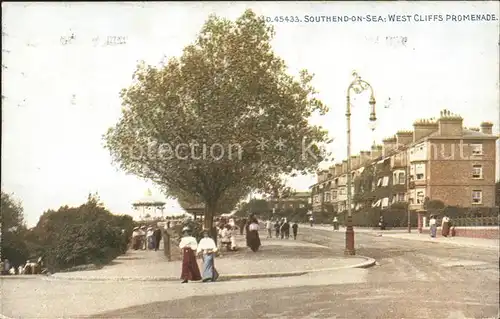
[132,189,166,206]
[293,191,311,197]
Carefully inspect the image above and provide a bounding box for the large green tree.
[104,9,329,231]
[0,191,29,267]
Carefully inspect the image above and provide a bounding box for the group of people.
[429,214,453,238]
[131,225,163,251]
[266,218,299,240]
[216,218,238,252]
[178,227,219,283]
[1,258,43,276]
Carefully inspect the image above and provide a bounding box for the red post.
[344,215,355,255]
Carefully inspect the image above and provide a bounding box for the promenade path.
[48,234,374,282]
[302,223,499,250]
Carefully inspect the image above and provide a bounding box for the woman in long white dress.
[197,229,219,282]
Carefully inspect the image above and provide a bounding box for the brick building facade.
[310,110,498,219]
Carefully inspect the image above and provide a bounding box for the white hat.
[182,226,190,232]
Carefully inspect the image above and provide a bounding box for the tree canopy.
[1,191,29,266]
[104,9,329,229]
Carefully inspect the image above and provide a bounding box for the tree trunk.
[204,202,217,245]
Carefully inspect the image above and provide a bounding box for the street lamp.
[345,71,377,256]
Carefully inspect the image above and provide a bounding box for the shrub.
[28,194,133,272]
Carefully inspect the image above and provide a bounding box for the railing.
[448,216,499,227]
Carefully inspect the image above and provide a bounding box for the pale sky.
[2,2,499,226]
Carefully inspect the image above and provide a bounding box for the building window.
[472,190,482,204]
[398,172,406,185]
[332,191,337,199]
[325,193,331,202]
[381,197,389,209]
[397,193,405,202]
[377,178,382,187]
[416,191,425,204]
[471,144,483,156]
[472,165,483,179]
[339,188,346,195]
[382,176,389,187]
[415,163,425,180]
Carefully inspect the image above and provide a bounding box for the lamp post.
[345,71,377,256]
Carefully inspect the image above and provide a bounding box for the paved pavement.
[1,227,498,318]
[303,223,499,250]
[47,236,373,281]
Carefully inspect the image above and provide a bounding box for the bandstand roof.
[132,189,166,207]
[183,203,205,215]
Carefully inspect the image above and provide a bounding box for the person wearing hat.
[132,227,140,250]
[179,227,201,283]
[197,229,219,282]
[146,227,154,250]
[139,226,147,250]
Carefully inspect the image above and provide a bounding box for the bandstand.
[183,203,205,221]
[132,189,166,221]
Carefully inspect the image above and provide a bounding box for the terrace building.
[309,109,498,225]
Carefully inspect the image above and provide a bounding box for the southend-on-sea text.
[265,13,498,23]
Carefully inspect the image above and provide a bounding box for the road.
[2,227,498,319]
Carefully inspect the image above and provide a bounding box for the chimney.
[480,122,493,135]
[413,119,439,142]
[382,136,397,156]
[335,163,342,177]
[396,130,413,147]
[371,144,383,159]
[342,160,348,173]
[329,165,336,177]
[350,155,360,170]
[437,109,463,136]
[359,151,372,164]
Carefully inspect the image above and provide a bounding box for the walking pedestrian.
[309,216,314,227]
[266,219,273,238]
[220,224,231,252]
[132,227,140,250]
[247,217,261,252]
[230,224,237,251]
[333,217,339,231]
[429,215,437,238]
[292,222,298,240]
[280,218,285,239]
[274,220,280,238]
[153,227,162,251]
[146,227,154,250]
[139,226,147,250]
[197,229,219,282]
[282,219,290,239]
[378,216,385,230]
[179,227,202,283]
[441,214,450,237]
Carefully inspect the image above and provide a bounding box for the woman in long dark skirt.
[247,217,261,252]
[179,227,202,283]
